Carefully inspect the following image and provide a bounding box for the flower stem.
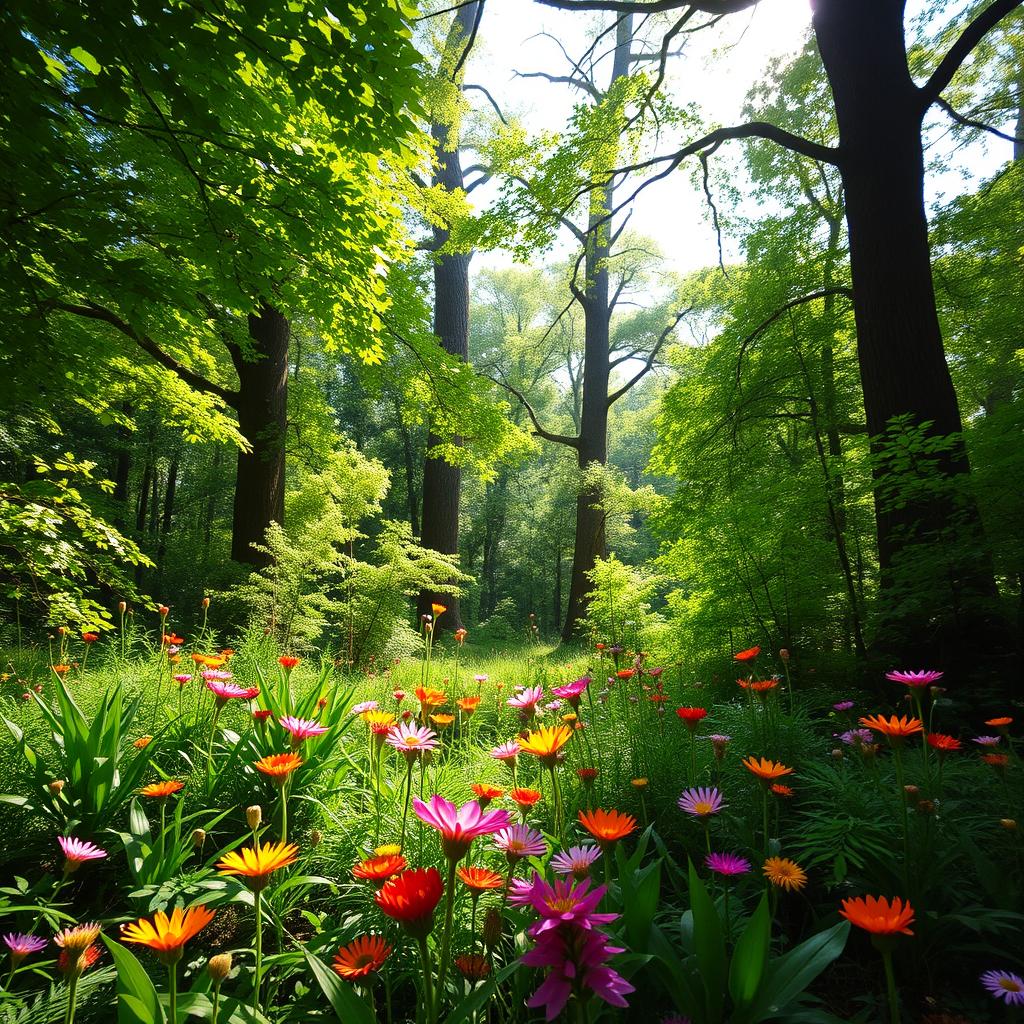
[64,971,79,1024]
[881,948,900,1024]
[891,745,911,892]
[253,891,264,1015]
[211,983,221,1024]
[400,761,414,852]
[168,963,178,1024]
[437,859,458,1007]
[417,936,436,1024]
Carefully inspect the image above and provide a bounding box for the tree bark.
[227,302,289,567]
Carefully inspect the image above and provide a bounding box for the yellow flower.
[762,856,807,892]
[217,841,298,892]
[121,905,215,965]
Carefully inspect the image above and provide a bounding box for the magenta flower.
[981,969,1024,1006]
[516,873,616,933]
[490,740,520,763]
[205,679,259,703]
[837,728,875,746]
[202,669,233,682]
[550,845,601,880]
[279,715,328,742]
[508,686,545,711]
[885,669,944,688]
[508,876,538,905]
[551,677,591,707]
[351,700,378,715]
[705,851,750,877]
[4,933,47,966]
[832,700,854,712]
[413,795,511,860]
[647,667,664,678]
[59,836,107,871]
[522,922,634,1020]
[493,824,547,863]
[172,674,192,686]
[678,787,724,818]
[972,735,1001,746]
[386,722,439,759]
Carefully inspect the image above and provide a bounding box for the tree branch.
[451,0,485,80]
[935,95,1024,145]
[53,301,238,405]
[463,83,509,124]
[488,374,582,448]
[536,0,756,13]
[918,0,1024,111]
[607,308,688,406]
[514,69,602,100]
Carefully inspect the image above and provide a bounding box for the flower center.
[546,896,579,914]
[1000,979,1023,993]
[694,801,714,815]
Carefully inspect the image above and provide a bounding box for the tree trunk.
[155,458,178,585]
[416,1,481,631]
[813,0,1005,667]
[228,302,289,567]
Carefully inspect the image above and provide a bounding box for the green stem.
[205,704,223,794]
[211,983,221,1024]
[158,802,167,869]
[168,963,178,1024]
[881,948,901,1024]
[253,892,264,1015]
[65,971,79,1024]
[279,783,288,843]
[891,745,911,892]
[417,936,436,1024]
[437,859,458,1006]
[762,786,770,857]
[400,761,414,852]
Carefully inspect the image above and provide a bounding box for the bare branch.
[463,83,509,124]
[935,95,1024,145]
[451,0,485,80]
[488,373,582,448]
[536,0,756,13]
[699,148,729,276]
[918,0,1023,111]
[514,69,602,100]
[607,308,688,406]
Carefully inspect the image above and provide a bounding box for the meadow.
[0,617,1020,1023]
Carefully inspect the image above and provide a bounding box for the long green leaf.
[101,934,167,1024]
[301,945,377,1024]
[688,859,726,1023]
[728,894,771,1012]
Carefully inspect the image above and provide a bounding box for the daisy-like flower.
[771,783,795,797]
[518,725,573,767]
[430,713,455,729]
[742,756,795,781]
[838,728,876,746]
[839,895,914,935]
[457,696,482,715]
[254,752,303,784]
[576,767,598,784]
[515,872,616,933]
[134,736,153,749]
[550,845,602,880]
[734,646,760,662]
[985,716,1013,728]
[351,701,379,716]
[279,716,328,742]
[121,905,216,965]
[374,868,444,938]
[353,853,407,883]
[471,783,505,806]
[203,669,234,683]
[140,780,185,799]
[386,722,439,761]
[392,690,406,703]
[278,655,301,670]
[493,824,547,863]
[972,735,1001,746]
[678,787,724,818]
[57,943,101,977]
[205,679,259,703]
[508,685,545,711]
[59,837,107,873]
[746,679,779,694]
[885,669,943,688]
[675,707,708,730]
[4,933,47,966]
[414,686,447,714]
[491,739,520,765]
[457,866,505,892]
[474,674,488,685]
[551,677,590,708]
[762,856,807,892]
[705,852,751,877]
[455,953,491,981]
[858,714,923,740]
[833,700,854,712]
[578,809,637,848]
[332,935,391,981]
[982,753,1010,769]
[54,923,101,955]
[510,788,543,809]
[413,795,511,861]
[173,674,192,686]
[980,969,1024,1006]
[926,733,961,752]
[217,840,299,892]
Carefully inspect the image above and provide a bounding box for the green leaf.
[728,894,771,1013]
[688,859,726,1023]
[301,946,376,1024]
[70,47,102,74]
[101,935,167,1024]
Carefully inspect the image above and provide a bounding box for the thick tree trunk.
[813,0,1005,667]
[228,302,289,567]
[155,458,178,584]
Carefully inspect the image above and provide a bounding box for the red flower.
[675,707,707,730]
[81,632,99,644]
[374,868,444,938]
[926,733,961,752]
[734,646,761,662]
[278,656,301,670]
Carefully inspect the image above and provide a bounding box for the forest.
[0,0,1022,1022]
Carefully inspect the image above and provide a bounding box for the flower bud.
[831,748,843,760]
[246,805,262,830]
[779,648,789,661]
[118,601,127,614]
[1000,818,1017,831]
[158,605,169,618]
[482,908,503,950]
[202,596,210,608]
[208,953,233,983]
[49,779,65,796]
[309,829,322,848]
[191,828,207,849]
[903,784,919,805]
[916,799,935,815]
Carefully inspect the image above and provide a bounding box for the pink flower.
[4,933,47,965]
[508,686,545,711]
[413,795,511,861]
[885,669,944,688]
[705,851,750,877]
[351,701,378,715]
[202,669,233,682]
[551,677,591,708]
[59,836,107,871]
[550,845,601,880]
[205,679,259,703]
[833,700,854,712]
[172,674,192,686]
[517,873,616,933]
[492,824,547,863]
[279,715,329,742]
[490,740,521,763]
[386,723,439,760]
[678,787,724,818]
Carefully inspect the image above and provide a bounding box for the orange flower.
[121,904,215,965]
[457,696,481,715]
[616,669,635,680]
[353,854,407,883]
[431,603,447,617]
[332,935,391,980]
[140,780,184,799]
[578,808,637,846]
[926,733,961,752]
[839,895,914,935]
[734,646,761,662]
[278,656,301,670]
[133,736,153,750]
[430,713,455,729]
[363,709,397,730]
[517,725,573,766]
[254,753,303,782]
[471,783,504,806]
[457,866,505,892]
[859,714,923,739]
[986,716,1012,728]
[81,632,99,644]
[771,783,794,798]
[217,840,299,891]
[982,752,1009,769]
[52,664,71,675]
[415,686,447,711]
[509,788,542,809]
[742,756,795,781]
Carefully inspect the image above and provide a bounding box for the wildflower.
[885,669,944,688]
[771,783,794,797]
[986,716,1013,728]
[705,852,751,877]
[374,868,444,938]
[833,700,854,712]
[747,679,779,694]
[474,674,488,685]
[678,787,723,818]
[393,690,406,703]
[332,935,391,981]
[493,824,547,863]
[517,725,573,767]
[414,686,447,714]
[763,857,807,891]
[455,953,490,981]
[981,970,1024,1006]
[205,679,259,704]
[578,808,637,849]
[551,677,590,708]
[55,923,101,957]
[471,783,504,806]
[140,780,185,799]
[839,895,914,935]
[387,723,439,761]
[982,753,1010,769]
[121,905,216,965]
[133,736,153,749]
[839,728,876,746]
[81,632,98,644]
[508,685,545,711]
[51,664,71,675]
[57,942,101,976]
[454,628,468,644]
[202,669,233,682]
[742,756,795,781]
[432,602,447,617]
[363,709,396,730]
[279,716,327,744]
[278,656,301,670]
[353,854,407,883]
[550,845,601,880]
[49,780,65,796]
[734,646,760,662]
[4,933,47,967]
[413,795,511,861]
[458,696,481,715]
[510,788,543,810]
[457,866,505,892]
[351,700,379,716]
[675,707,708,730]
[927,733,961,752]
[616,669,635,680]
[254,753,303,783]
[430,713,455,729]
[192,829,207,849]
[207,953,232,982]
[491,739,520,766]
[577,767,598,785]
[217,840,299,892]
[858,714,923,740]
[972,735,1001,746]
[253,709,273,722]
[375,843,402,857]
[246,805,263,829]
[173,673,192,686]
[59,837,107,872]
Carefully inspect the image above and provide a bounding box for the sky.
[454,0,1014,283]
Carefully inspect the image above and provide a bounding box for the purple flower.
[490,740,520,763]
[981,969,1024,1006]
[885,669,944,688]
[837,728,875,746]
[351,700,378,715]
[832,701,854,712]
[705,851,750,877]
[522,925,635,1020]
[678,787,724,818]
[516,873,616,934]
[973,735,1001,746]
[58,836,107,870]
[550,845,602,880]
[493,824,547,863]
[4,933,47,965]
